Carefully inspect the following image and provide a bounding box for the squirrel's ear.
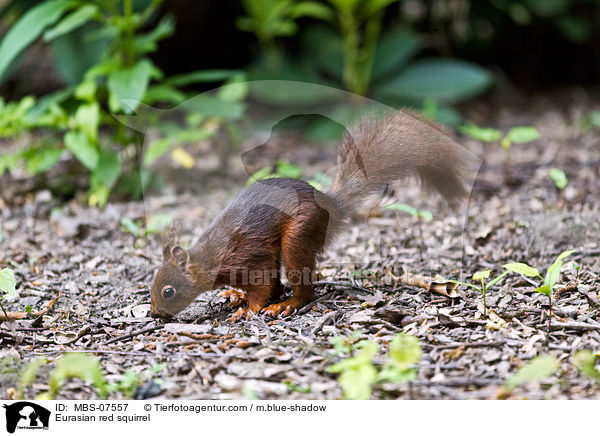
[170,245,190,270]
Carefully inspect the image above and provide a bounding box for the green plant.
[37,353,108,399]
[327,332,421,399]
[121,213,173,238]
[505,355,558,391]
[461,123,540,181]
[549,168,568,190]
[572,350,600,383]
[245,160,303,186]
[0,267,17,317]
[18,353,156,399]
[237,0,333,72]
[450,269,509,316]
[581,110,600,132]
[503,249,575,334]
[0,1,245,206]
[241,1,492,122]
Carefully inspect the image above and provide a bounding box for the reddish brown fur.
[150,111,467,320]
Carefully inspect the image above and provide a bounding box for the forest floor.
[1,91,600,400]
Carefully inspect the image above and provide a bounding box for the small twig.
[425,340,506,350]
[297,289,338,315]
[0,292,61,321]
[103,324,164,345]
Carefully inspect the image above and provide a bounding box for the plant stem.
[123,0,134,66]
[548,294,552,336]
[481,280,487,316]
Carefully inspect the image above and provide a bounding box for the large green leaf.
[371,29,419,82]
[74,102,99,143]
[506,355,558,390]
[0,0,73,80]
[91,149,121,189]
[107,60,154,114]
[43,4,98,41]
[64,130,98,170]
[376,58,493,103]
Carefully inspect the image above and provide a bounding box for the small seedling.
[503,249,575,335]
[572,350,600,383]
[246,160,303,186]
[549,168,568,190]
[450,269,509,316]
[121,214,174,239]
[505,355,558,391]
[0,267,17,317]
[461,123,540,182]
[580,110,600,132]
[384,203,432,256]
[327,332,421,399]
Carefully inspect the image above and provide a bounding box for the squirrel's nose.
[150,309,172,320]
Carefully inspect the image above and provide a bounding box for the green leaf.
[246,166,274,186]
[43,4,98,42]
[418,210,433,222]
[384,203,418,216]
[165,70,244,87]
[544,250,575,288]
[23,146,63,175]
[64,130,98,170]
[301,26,343,79]
[48,353,107,399]
[143,85,186,105]
[276,160,302,178]
[107,59,154,114]
[572,350,600,381]
[447,279,482,292]
[505,126,540,144]
[472,270,491,281]
[121,217,141,237]
[146,214,174,235]
[460,123,502,142]
[74,102,99,143]
[376,59,493,103]
[180,94,244,120]
[0,267,17,296]
[144,138,173,166]
[371,29,419,82]
[487,271,509,289]
[503,262,542,279]
[218,75,249,103]
[91,149,121,189]
[291,2,335,20]
[506,355,558,390]
[535,285,552,297]
[327,341,378,400]
[0,0,73,80]
[387,333,422,370]
[549,168,568,189]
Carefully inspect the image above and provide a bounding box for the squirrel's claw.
[220,288,248,309]
[262,302,298,318]
[226,306,256,322]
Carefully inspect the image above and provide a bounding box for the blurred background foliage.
[0,0,598,205]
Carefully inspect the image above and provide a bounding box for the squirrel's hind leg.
[263,207,327,317]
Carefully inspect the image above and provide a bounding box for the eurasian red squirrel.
[150,111,467,320]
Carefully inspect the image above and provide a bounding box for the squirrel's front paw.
[220,288,247,309]
[226,307,255,322]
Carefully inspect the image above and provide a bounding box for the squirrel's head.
[150,243,198,319]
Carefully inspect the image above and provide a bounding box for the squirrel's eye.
[161,286,176,299]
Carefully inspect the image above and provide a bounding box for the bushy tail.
[329,111,468,211]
